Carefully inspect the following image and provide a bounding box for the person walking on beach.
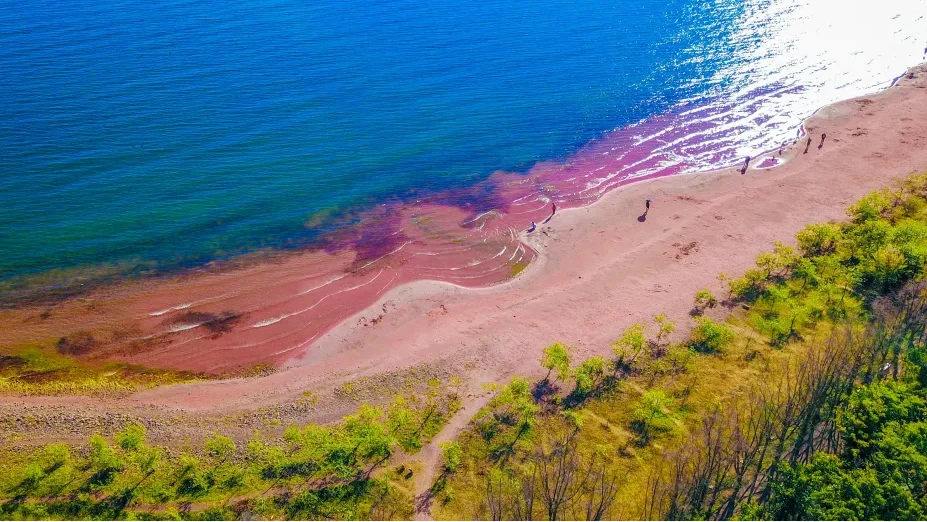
[804,135,812,154]
[527,221,537,233]
[543,202,557,224]
[645,199,652,211]
[819,132,827,149]
[741,156,751,174]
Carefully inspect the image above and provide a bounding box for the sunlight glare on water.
[0,0,925,291]
[658,0,927,169]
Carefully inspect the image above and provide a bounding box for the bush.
[689,317,735,353]
[694,289,717,310]
[631,390,673,443]
[612,322,651,374]
[541,342,571,382]
[440,441,462,473]
[573,357,607,396]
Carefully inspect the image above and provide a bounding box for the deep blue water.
[1,0,925,288]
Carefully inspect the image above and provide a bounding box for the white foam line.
[164,334,207,348]
[424,245,509,271]
[225,320,318,350]
[271,331,322,356]
[508,200,550,216]
[298,273,347,296]
[168,322,203,333]
[250,269,385,328]
[268,271,400,357]
[149,303,193,317]
[461,210,496,226]
[147,292,235,317]
[354,241,412,272]
[411,244,473,257]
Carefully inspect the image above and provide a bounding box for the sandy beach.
[2,64,925,431]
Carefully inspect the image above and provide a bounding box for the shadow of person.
[638,213,647,222]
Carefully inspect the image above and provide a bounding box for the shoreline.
[1,63,926,421]
[2,63,922,375]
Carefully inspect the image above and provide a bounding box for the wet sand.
[2,65,927,418]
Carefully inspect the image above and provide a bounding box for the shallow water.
[1,0,925,292]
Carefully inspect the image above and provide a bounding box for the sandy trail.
[3,66,927,429]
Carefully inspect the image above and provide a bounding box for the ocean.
[1,0,925,292]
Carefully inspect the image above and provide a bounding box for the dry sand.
[3,64,927,427]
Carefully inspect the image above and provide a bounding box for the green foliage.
[849,189,892,223]
[0,387,459,520]
[115,423,146,451]
[386,380,460,454]
[796,222,843,257]
[440,441,462,473]
[0,345,198,396]
[689,317,735,353]
[693,289,717,310]
[631,390,674,443]
[612,323,648,373]
[763,377,927,520]
[205,434,235,461]
[573,356,607,396]
[540,342,571,382]
[766,454,921,520]
[654,313,676,342]
[837,380,926,462]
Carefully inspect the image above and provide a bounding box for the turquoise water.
[1,0,925,291]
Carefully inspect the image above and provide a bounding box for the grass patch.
[0,344,199,396]
[509,259,531,278]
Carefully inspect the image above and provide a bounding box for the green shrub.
[693,289,717,309]
[541,342,571,382]
[689,317,735,353]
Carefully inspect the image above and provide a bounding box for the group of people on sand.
[741,130,828,175]
[527,202,556,233]
[527,198,653,233]
[527,126,834,232]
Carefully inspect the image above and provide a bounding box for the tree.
[693,289,717,313]
[115,423,145,452]
[654,314,676,343]
[632,390,673,443]
[573,357,607,397]
[388,396,421,453]
[766,454,922,520]
[837,380,926,462]
[541,342,572,382]
[440,441,462,473]
[206,433,236,462]
[796,222,842,256]
[612,323,647,373]
[478,378,541,461]
[689,317,735,353]
[87,434,124,490]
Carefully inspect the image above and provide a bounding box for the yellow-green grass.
[0,343,199,396]
[432,306,846,520]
